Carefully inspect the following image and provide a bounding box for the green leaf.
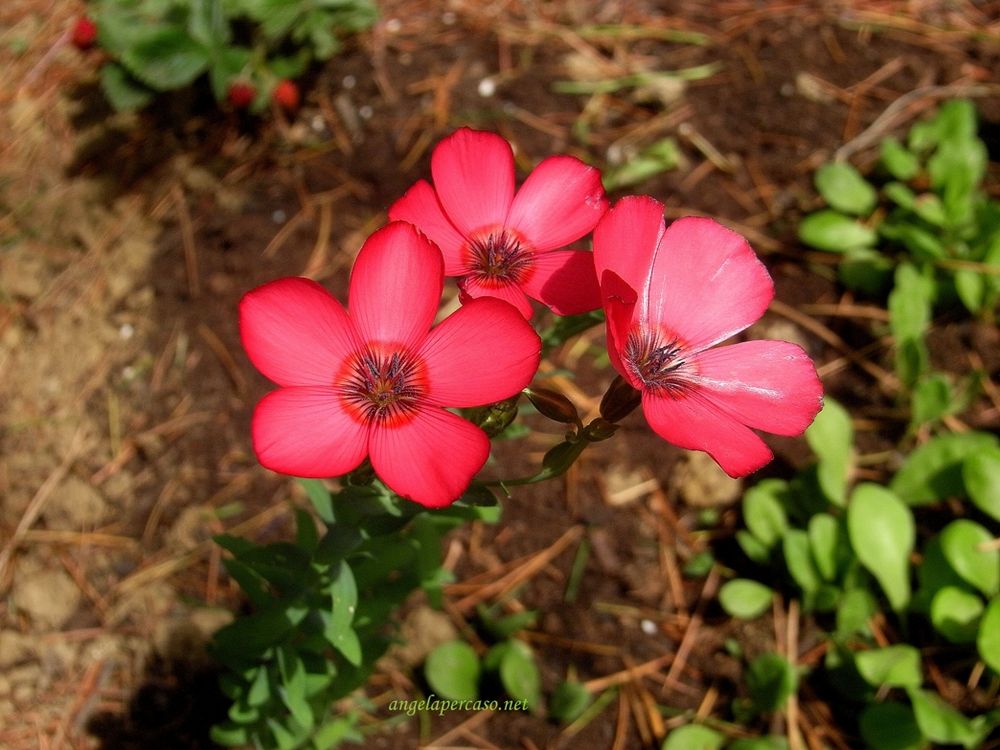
[661,724,725,750]
[798,210,877,252]
[208,45,252,101]
[213,608,297,662]
[210,721,250,746]
[884,181,917,209]
[277,648,313,731]
[855,645,922,688]
[940,519,999,596]
[805,398,853,505]
[882,222,947,262]
[910,373,952,428]
[99,63,154,111]
[890,431,999,505]
[736,530,771,564]
[312,715,363,750]
[859,702,924,750]
[888,262,933,346]
[603,137,680,191]
[954,268,985,314]
[743,479,789,547]
[745,652,797,714]
[881,137,920,181]
[930,586,984,643]
[322,561,361,665]
[425,641,480,701]
[719,579,773,620]
[188,0,230,49]
[120,27,211,91]
[908,688,984,749]
[912,194,946,226]
[847,484,914,611]
[815,162,878,216]
[838,246,893,295]
[246,665,270,706]
[549,681,592,723]
[499,640,541,709]
[315,524,363,565]
[963,448,1000,521]
[835,587,877,638]
[978,596,1000,673]
[783,529,822,596]
[299,479,335,523]
[728,739,789,750]
[808,513,840,581]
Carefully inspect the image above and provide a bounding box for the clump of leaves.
[718,400,1000,749]
[799,100,999,319]
[83,0,377,113]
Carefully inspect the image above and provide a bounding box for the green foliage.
[719,579,773,620]
[86,0,377,112]
[744,653,797,715]
[425,642,481,701]
[847,483,914,611]
[211,480,498,749]
[661,725,725,750]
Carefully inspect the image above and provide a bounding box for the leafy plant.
[83,0,377,112]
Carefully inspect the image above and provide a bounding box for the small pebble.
[342,74,357,90]
[478,78,497,98]
[640,619,658,635]
[385,18,402,33]
[442,11,457,24]
[118,323,134,340]
[358,105,373,120]
[272,209,287,224]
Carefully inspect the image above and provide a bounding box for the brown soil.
[1,1,998,749]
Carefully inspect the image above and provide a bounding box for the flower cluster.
[240,128,823,507]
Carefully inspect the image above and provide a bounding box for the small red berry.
[71,16,97,50]
[227,81,256,109]
[272,79,300,112]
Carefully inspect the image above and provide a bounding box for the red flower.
[240,222,541,507]
[593,197,823,477]
[389,128,608,319]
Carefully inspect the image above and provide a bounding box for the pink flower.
[240,222,541,508]
[389,127,609,319]
[593,197,823,477]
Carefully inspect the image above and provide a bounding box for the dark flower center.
[623,329,694,396]
[340,347,425,425]
[467,229,533,286]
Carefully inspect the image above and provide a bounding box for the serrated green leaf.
[855,645,922,688]
[881,138,921,181]
[719,579,773,620]
[848,484,914,611]
[120,27,210,91]
[425,641,480,701]
[661,724,725,750]
[964,448,1000,521]
[891,431,999,505]
[499,640,541,709]
[859,702,924,750]
[930,586,984,643]
[746,652,797,714]
[806,399,852,505]
[815,162,878,216]
[99,63,154,111]
[940,520,999,596]
[549,681,592,723]
[798,210,877,252]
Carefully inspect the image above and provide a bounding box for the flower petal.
[507,155,608,251]
[388,180,469,275]
[642,217,774,351]
[348,222,443,347]
[459,275,535,319]
[240,277,358,387]
[521,250,602,315]
[369,407,490,507]
[691,340,824,435]
[431,128,515,235]
[252,387,368,478]
[593,195,666,306]
[642,390,773,478]
[420,297,541,407]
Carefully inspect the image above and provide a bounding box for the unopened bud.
[475,396,520,437]
[583,418,618,442]
[599,375,641,422]
[524,387,580,425]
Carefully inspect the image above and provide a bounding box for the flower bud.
[583,418,618,442]
[599,375,641,423]
[475,396,520,437]
[524,387,580,425]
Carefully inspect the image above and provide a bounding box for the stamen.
[340,347,425,425]
[467,229,533,286]
[623,329,695,396]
